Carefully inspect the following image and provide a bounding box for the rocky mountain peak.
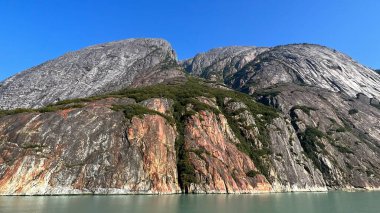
[183,43,380,100]
[234,44,380,99]
[182,46,269,82]
[0,38,183,109]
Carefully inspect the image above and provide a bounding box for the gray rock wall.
[0,38,184,109]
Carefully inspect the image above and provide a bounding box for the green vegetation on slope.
[109,78,277,190]
[348,109,359,115]
[111,104,175,124]
[0,103,85,118]
[0,77,279,192]
[298,126,326,170]
[216,98,273,179]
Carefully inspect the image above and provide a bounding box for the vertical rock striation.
[185,109,271,193]
[0,98,180,195]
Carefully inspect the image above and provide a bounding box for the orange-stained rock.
[127,114,179,193]
[185,110,272,193]
[0,98,180,195]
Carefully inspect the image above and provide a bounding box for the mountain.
[0,38,185,110]
[184,44,380,100]
[0,39,379,195]
[182,46,268,82]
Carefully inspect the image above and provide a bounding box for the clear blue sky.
[1,0,379,81]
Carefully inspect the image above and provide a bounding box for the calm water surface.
[1,192,379,213]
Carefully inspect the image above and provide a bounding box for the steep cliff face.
[0,38,185,110]
[255,84,380,189]
[184,108,271,193]
[0,39,380,195]
[0,98,180,195]
[1,78,380,195]
[0,80,278,195]
[222,98,327,192]
[181,44,380,191]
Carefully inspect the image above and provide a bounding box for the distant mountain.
[0,39,380,195]
[182,46,268,82]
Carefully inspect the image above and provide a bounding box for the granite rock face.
[183,43,380,191]
[223,98,327,192]
[0,39,380,195]
[0,85,380,195]
[184,109,272,193]
[0,98,180,195]
[255,84,380,189]
[0,39,185,110]
[182,46,268,82]
[184,44,380,100]
[0,96,275,195]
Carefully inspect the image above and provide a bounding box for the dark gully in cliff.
[0,39,379,195]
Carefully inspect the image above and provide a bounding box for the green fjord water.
[1,192,379,213]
